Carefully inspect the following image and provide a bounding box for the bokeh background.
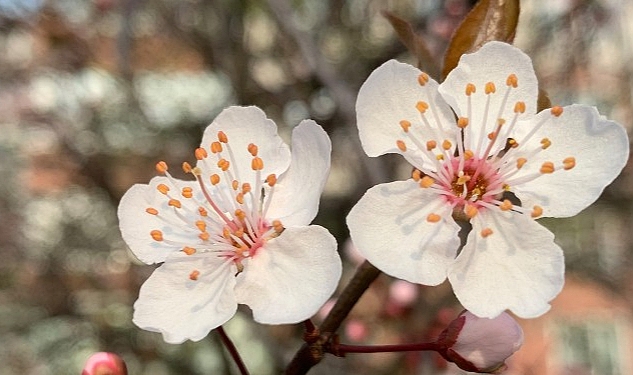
[0,0,632,374]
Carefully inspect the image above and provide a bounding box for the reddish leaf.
[382,10,440,79]
[441,0,520,80]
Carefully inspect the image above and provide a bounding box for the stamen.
[551,106,564,117]
[182,162,192,174]
[481,228,493,237]
[485,82,496,94]
[155,161,168,174]
[210,174,220,185]
[217,131,228,143]
[400,120,411,132]
[420,176,435,188]
[198,207,208,217]
[426,140,437,151]
[195,220,206,232]
[416,101,429,113]
[195,148,208,160]
[412,169,422,181]
[168,199,182,208]
[232,180,239,190]
[514,101,526,113]
[464,204,478,218]
[211,142,223,153]
[146,207,159,215]
[266,174,277,186]
[563,157,576,170]
[218,158,230,171]
[189,270,200,281]
[463,150,474,160]
[457,117,469,128]
[516,158,527,169]
[182,187,193,198]
[506,74,518,88]
[251,157,264,171]
[540,162,555,174]
[199,232,210,241]
[150,230,163,241]
[531,205,543,218]
[442,139,452,151]
[248,143,258,156]
[183,247,196,255]
[418,73,429,86]
[499,199,513,211]
[465,83,476,96]
[427,213,441,223]
[272,219,284,233]
[157,184,170,194]
[396,140,407,152]
[540,138,552,149]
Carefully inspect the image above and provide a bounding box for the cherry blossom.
[118,106,341,343]
[347,42,629,318]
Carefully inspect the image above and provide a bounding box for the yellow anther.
[146,207,159,215]
[416,101,429,113]
[194,147,208,160]
[457,117,469,128]
[442,139,452,150]
[514,101,526,114]
[465,83,476,96]
[531,205,543,218]
[436,154,444,161]
[464,150,474,160]
[516,157,527,169]
[508,138,518,148]
[266,174,277,186]
[396,140,407,152]
[272,219,284,233]
[157,184,170,195]
[426,140,437,151]
[199,232,210,241]
[222,227,231,238]
[503,184,511,191]
[150,230,163,241]
[485,82,496,94]
[251,157,264,171]
[189,270,200,281]
[465,205,478,218]
[427,213,441,223]
[168,199,182,208]
[210,174,220,185]
[217,131,228,143]
[182,162,193,174]
[506,74,518,88]
[412,169,422,181]
[181,187,193,198]
[242,183,251,194]
[235,209,246,220]
[247,143,259,156]
[551,106,563,117]
[182,247,196,255]
[217,158,230,171]
[198,207,208,217]
[540,138,552,149]
[418,72,429,86]
[236,193,244,204]
[399,120,412,133]
[191,166,202,176]
[420,176,435,188]
[232,180,239,190]
[155,161,168,174]
[497,118,506,126]
[481,228,493,238]
[234,228,244,238]
[540,161,555,174]
[195,220,207,232]
[456,175,471,185]
[563,157,576,170]
[211,141,223,154]
[499,199,513,211]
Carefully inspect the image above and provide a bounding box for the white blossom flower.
[118,106,341,343]
[347,42,629,318]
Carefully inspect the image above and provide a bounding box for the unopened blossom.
[82,352,127,375]
[347,42,629,318]
[437,311,523,374]
[118,106,341,344]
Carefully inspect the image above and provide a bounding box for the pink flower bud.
[436,311,523,374]
[82,352,128,375]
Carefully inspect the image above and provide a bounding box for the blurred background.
[0,0,632,374]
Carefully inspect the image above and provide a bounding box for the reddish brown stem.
[217,326,250,375]
[332,342,439,356]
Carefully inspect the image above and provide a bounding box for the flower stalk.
[217,326,250,375]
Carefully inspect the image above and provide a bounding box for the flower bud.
[82,352,128,375]
[436,311,523,374]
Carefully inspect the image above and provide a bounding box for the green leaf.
[441,0,520,80]
[382,10,440,80]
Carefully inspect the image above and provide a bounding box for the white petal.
[511,104,629,217]
[356,60,456,168]
[235,225,340,324]
[439,42,539,151]
[347,180,461,285]
[133,253,238,344]
[448,210,564,318]
[265,120,331,227]
[198,106,291,187]
[118,176,201,264]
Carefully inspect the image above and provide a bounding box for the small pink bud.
[436,311,523,374]
[82,352,128,375]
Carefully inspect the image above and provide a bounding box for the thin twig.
[217,326,250,375]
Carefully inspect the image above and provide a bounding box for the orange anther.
[210,174,220,185]
[396,140,407,152]
[416,101,429,113]
[199,232,210,241]
[247,143,259,156]
[420,176,435,188]
[550,106,563,117]
[506,74,518,88]
[531,205,543,218]
[508,138,518,148]
[485,82,496,94]
[182,247,196,255]
[464,150,474,160]
[400,120,411,132]
[211,141,223,153]
[242,183,251,194]
[457,117,469,128]
[195,220,206,232]
[563,157,576,170]
[272,219,284,233]
[540,161,555,174]
[236,193,244,204]
[189,270,200,281]
[266,174,277,186]
[181,187,193,198]
[427,213,441,223]
[155,161,168,174]
[198,207,208,216]
[168,199,182,208]
[217,158,230,171]
[465,205,478,218]
[251,157,264,171]
[157,184,170,195]
[540,138,552,149]
[232,180,239,190]
[442,139,452,150]
[514,101,526,113]
[217,131,228,143]
[426,140,437,151]
[499,199,513,211]
[481,228,493,237]
[182,162,193,173]
[516,157,527,169]
[146,207,159,215]
[412,169,422,181]
[195,147,208,160]
[487,132,496,140]
[150,230,163,241]
[418,72,429,86]
[465,83,476,96]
